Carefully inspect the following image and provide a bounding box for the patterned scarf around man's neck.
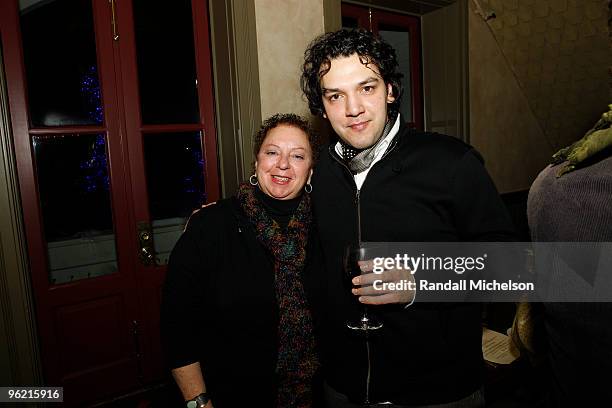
[341,111,397,174]
[237,183,319,408]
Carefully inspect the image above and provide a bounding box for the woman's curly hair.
[301,29,403,117]
[253,113,321,167]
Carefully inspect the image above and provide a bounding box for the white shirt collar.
[334,113,401,164]
[334,114,401,190]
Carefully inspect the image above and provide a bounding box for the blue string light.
[181,138,205,203]
[81,65,104,124]
[78,65,109,193]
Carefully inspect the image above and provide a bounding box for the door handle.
[137,221,157,266]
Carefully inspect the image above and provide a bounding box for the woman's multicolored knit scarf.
[237,182,319,408]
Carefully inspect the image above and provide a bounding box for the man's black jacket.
[310,123,516,405]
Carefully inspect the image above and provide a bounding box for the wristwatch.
[186,392,209,408]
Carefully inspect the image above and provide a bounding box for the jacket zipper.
[330,149,373,403]
[328,130,401,403]
[355,189,362,243]
[355,183,372,404]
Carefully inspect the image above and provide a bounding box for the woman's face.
[255,124,313,200]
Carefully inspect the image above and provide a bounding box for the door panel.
[341,3,423,130]
[373,11,423,130]
[53,295,134,375]
[6,1,141,405]
[1,0,219,404]
[115,0,219,383]
[378,26,413,124]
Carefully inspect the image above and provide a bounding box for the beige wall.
[254,0,326,119]
[469,4,551,192]
[252,0,611,194]
[469,0,611,192]
[485,0,610,150]
[422,0,469,139]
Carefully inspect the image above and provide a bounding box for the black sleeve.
[451,149,517,242]
[160,211,211,369]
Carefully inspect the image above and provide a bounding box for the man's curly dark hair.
[301,29,403,117]
[253,113,321,167]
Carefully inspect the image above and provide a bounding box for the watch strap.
[186,392,209,408]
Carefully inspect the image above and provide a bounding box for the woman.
[161,113,322,408]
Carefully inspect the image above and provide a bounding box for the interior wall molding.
[0,42,42,386]
[422,0,469,141]
[323,0,342,32]
[208,0,262,198]
[343,0,455,16]
[458,0,470,143]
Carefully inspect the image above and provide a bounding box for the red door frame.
[0,0,219,403]
[112,0,219,381]
[0,0,141,402]
[342,3,424,130]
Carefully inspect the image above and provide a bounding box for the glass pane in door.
[379,24,412,123]
[143,132,206,264]
[33,134,118,284]
[133,0,200,124]
[20,0,104,127]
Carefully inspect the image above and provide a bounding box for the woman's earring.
[249,174,258,186]
[304,183,312,193]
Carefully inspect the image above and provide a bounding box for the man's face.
[320,53,395,149]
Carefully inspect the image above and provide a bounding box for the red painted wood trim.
[1,0,59,383]
[341,3,370,30]
[192,0,220,203]
[114,0,147,232]
[28,126,107,135]
[139,123,203,134]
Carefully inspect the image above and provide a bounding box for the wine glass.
[344,243,383,331]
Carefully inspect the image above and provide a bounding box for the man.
[301,29,515,407]
[527,108,612,407]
